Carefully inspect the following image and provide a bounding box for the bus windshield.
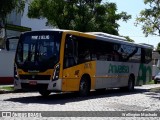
[15,31,62,72]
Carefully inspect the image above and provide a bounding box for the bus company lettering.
[108,64,129,73]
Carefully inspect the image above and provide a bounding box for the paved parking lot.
[0,84,160,119]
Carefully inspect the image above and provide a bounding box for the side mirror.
[6,38,10,51]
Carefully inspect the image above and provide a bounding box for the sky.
[107,0,159,49]
[21,0,160,49]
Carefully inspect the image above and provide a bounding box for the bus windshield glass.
[15,31,62,72]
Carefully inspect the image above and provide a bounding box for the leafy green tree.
[156,42,160,53]
[28,0,131,35]
[136,0,160,37]
[123,36,134,42]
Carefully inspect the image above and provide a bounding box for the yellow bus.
[14,29,153,96]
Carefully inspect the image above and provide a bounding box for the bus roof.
[23,29,154,49]
[86,32,126,41]
[85,32,153,49]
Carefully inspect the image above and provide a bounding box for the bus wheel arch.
[79,74,91,97]
[120,73,135,92]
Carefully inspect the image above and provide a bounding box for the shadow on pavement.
[4,88,150,105]
[144,90,160,100]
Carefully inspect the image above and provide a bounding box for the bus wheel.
[79,77,90,97]
[120,76,135,92]
[127,76,135,91]
[39,90,51,97]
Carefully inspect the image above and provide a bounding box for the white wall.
[21,2,51,31]
[6,9,21,37]
[7,10,21,26]
[0,50,15,77]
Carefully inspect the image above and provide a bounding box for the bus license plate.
[29,81,37,85]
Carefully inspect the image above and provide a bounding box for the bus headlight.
[52,64,60,81]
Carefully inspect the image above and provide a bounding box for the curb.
[0,89,26,94]
[0,89,17,94]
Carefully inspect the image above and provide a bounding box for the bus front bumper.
[14,79,62,91]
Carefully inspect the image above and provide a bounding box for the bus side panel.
[95,61,152,89]
[118,62,139,87]
[61,61,96,92]
[95,61,133,89]
[95,61,119,89]
[136,62,152,85]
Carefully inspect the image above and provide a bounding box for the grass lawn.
[0,86,14,91]
[147,80,155,84]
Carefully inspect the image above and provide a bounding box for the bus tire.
[79,76,90,97]
[127,75,135,91]
[39,90,51,97]
[120,75,135,92]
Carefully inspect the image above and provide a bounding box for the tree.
[156,42,160,53]
[136,0,160,37]
[28,0,131,35]
[0,0,25,28]
[0,0,25,48]
[123,36,134,42]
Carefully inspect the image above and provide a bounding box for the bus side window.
[77,38,92,63]
[141,48,152,64]
[64,35,78,68]
[141,48,145,63]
